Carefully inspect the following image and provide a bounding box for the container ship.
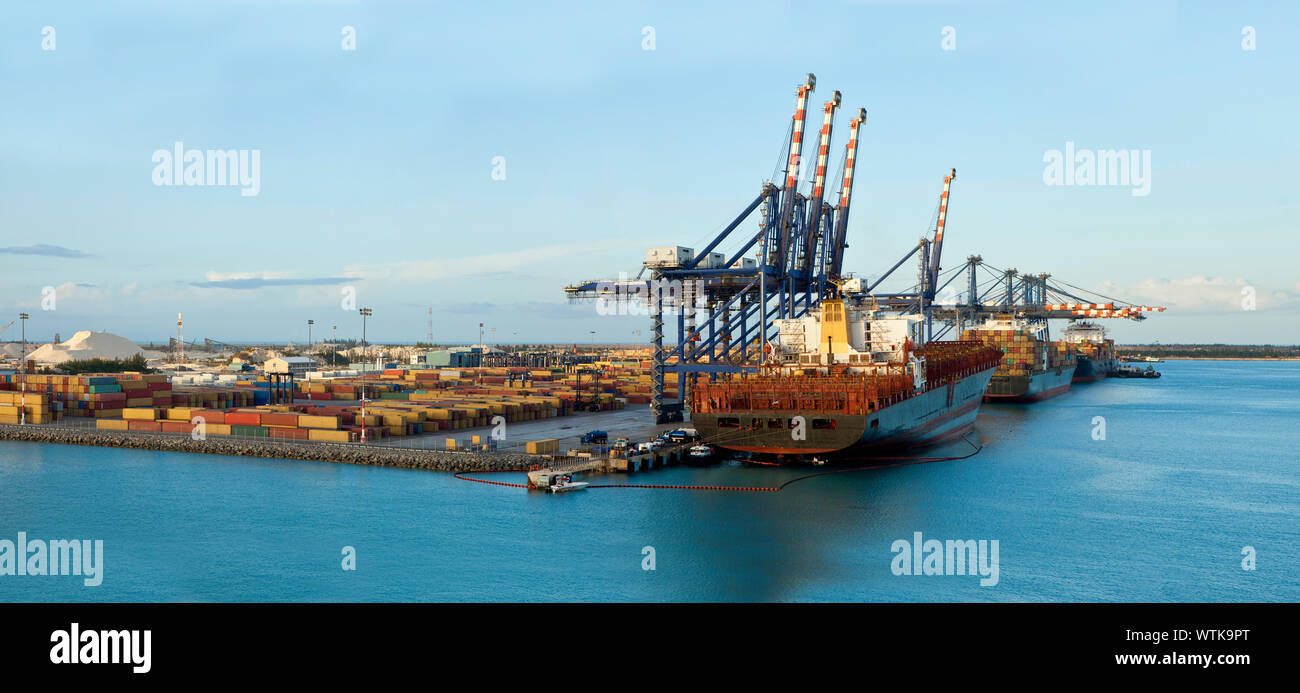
[1062,321,1116,382]
[963,316,1075,402]
[689,300,1004,460]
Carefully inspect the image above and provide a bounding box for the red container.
[127,420,162,432]
[261,412,299,427]
[225,412,262,426]
[269,427,309,440]
[160,421,194,434]
[191,409,226,424]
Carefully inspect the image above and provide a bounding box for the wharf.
[526,443,695,488]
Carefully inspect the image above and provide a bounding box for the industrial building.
[412,347,483,368]
[263,356,317,377]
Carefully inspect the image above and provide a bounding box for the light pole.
[307,319,313,353]
[19,313,29,425]
[589,330,596,354]
[331,325,337,368]
[360,308,372,443]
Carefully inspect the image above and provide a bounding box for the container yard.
[0,356,700,461]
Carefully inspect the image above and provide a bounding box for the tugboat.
[1112,364,1161,379]
[686,444,718,466]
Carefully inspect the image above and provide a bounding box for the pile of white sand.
[0,342,45,358]
[24,331,165,365]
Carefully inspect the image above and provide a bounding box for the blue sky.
[2,0,1298,345]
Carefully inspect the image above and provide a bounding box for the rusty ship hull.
[690,339,1004,460]
[691,364,996,456]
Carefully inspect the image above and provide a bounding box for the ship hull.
[983,365,1074,403]
[1072,356,1114,383]
[690,365,996,458]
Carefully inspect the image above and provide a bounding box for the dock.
[526,443,695,488]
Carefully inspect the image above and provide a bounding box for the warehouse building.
[412,347,483,368]
[263,356,317,377]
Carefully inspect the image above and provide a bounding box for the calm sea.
[2,360,1297,602]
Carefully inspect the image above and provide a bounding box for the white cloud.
[51,281,104,302]
[1095,276,1295,313]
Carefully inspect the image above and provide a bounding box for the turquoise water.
[1,360,1297,602]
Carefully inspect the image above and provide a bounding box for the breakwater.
[0,425,538,472]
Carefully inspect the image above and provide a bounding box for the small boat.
[1113,364,1161,379]
[686,444,717,466]
[549,474,588,493]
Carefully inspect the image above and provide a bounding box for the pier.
[526,443,694,488]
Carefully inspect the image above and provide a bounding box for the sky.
[2,0,1298,346]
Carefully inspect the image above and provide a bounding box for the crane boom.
[829,107,867,282]
[775,74,816,269]
[801,91,841,274]
[927,168,956,294]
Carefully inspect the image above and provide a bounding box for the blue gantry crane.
[564,74,964,423]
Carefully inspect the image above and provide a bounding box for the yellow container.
[123,408,158,421]
[96,419,130,431]
[297,415,338,430]
[526,438,559,454]
[308,429,351,443]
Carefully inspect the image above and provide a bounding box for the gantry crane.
[564,74,943,423]
[898,256,1167,342]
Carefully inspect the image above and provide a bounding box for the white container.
[645,246,694,268]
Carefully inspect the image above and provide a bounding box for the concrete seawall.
[0,425,540,473]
